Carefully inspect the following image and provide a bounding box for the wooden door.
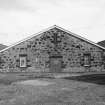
[50,56,62,73]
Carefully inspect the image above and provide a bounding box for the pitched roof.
[0,25,105,53]
[97,40,105,48]
[0,44,7,51]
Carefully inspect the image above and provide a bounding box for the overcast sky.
[0,0,105,45]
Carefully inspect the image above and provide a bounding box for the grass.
[0,73,105,105]
[1,72,105,85]
[0,74,29,85]
[64,73,105,85]
[0,72,53,85]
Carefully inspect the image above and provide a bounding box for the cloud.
[0,0,38,12]
[0,0,63,12]
[0,0,105,45]
[0,0,23,10]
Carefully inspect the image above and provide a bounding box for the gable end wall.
[0,28,104,72]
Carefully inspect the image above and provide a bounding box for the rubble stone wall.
[0,28,104,72]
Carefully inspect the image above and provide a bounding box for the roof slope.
[97,40,105,48]
[0,25,105,53]
[0,44,7,51]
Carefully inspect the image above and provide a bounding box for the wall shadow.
[63,74,105,85]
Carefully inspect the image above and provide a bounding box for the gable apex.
[0,25,105,53]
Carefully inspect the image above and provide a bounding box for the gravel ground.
[0,78,105,105]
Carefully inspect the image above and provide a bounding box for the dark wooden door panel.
[50,57,62,73]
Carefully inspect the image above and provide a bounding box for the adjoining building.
[0,25,105,73]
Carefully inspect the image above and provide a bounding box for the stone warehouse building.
[0,25,105,73]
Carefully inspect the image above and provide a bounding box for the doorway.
[49,55,62,73]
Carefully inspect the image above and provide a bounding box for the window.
[83,53,91,66]
[19,55,27,67]
[36,57,38,62]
